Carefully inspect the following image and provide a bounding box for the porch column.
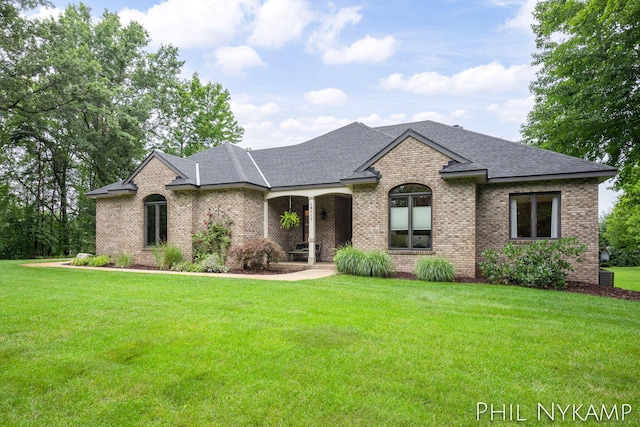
[263,199,269,238]
[308,196,316,265]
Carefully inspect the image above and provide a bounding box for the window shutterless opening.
[389,184,432,250]
[144,194,167,247]
[509,192,560,239]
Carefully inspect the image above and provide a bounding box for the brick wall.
[476,179,601,284]
[352,136,477,277]
[193,188,265,256]
[95,157,266,266]
[95,157,191,265]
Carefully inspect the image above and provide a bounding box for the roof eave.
[86,188,137,199]
[165,182,269,192]
[269,182,347,192]
[440,169,488,183]
[340,176,380,185]
[487,170,618,184]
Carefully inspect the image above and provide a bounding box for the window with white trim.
[144,194,167,247]
[389,184,432,250]
[509,192,560,239]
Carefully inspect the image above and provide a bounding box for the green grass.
[1,260,639,426]
[604,267,640,292]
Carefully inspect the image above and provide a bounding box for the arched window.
[144,194,167,247]
[389,184,432,250]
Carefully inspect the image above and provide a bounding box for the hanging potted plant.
[280,210,301,229]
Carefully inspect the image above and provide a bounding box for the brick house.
[87,120,616,284]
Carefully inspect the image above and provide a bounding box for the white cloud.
[486,95,534,123]
[120,0,254,49]
[323,35,397,65]
[356,113,407,127]
[212,45,266,77]
[500,0,537,33]
[280,115,350,133]
[304,88,347,106]
[380,61,534,96]
[306,6,362,53]
[230,96,279,122]
[306,6,397,65]
[26,6,63,21]
[247,0,313,48]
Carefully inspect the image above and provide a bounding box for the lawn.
[605,267,640,292]
[1,260,639,426]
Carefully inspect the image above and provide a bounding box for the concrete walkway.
[22,260,336,282]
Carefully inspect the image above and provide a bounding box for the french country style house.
[87,120,616,284]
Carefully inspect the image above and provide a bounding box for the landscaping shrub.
[229,238,286,270]
[170,254,229,273]
[192,215,232,262]
[333,244,364,275]
[170,261,197,272]
[333,245,395,278]
[87,255,110,267]
[114,253,133,268]
[153,243,184,270]
[414,257,455,282]
[70,256,90,266]
[479,237,586,289]
[196,253,229,273]
[361,250,395,278]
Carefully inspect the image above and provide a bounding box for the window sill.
[509,237,560,242]
[388,249,434,255]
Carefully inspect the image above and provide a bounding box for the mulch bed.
[97,263,299,275]
[392,272,640,302]
[72,263,640,302]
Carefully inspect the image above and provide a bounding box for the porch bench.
[288,241,322,262]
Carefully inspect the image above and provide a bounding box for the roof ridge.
[225,143,248,182]
[247,151,271,188]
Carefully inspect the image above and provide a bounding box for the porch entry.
[264,191,352,265]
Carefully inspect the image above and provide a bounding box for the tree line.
[2,0,638,263]
[0,1,243,259]
[523,0,639,266]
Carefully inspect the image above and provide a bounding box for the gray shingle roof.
[87,120,617,197]
[374,121,616,181]
[249,122,392,188]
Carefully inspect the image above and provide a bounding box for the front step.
[276,261,336,271]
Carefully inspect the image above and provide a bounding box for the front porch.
[264,190,352,266]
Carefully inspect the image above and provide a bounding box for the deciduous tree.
[523,0,640,186]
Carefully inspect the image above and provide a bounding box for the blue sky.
[34,0,618,212]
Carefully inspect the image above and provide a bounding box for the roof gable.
[124,150,197,186]
[355,128,471,173]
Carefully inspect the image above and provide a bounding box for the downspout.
[195,162,200,187]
